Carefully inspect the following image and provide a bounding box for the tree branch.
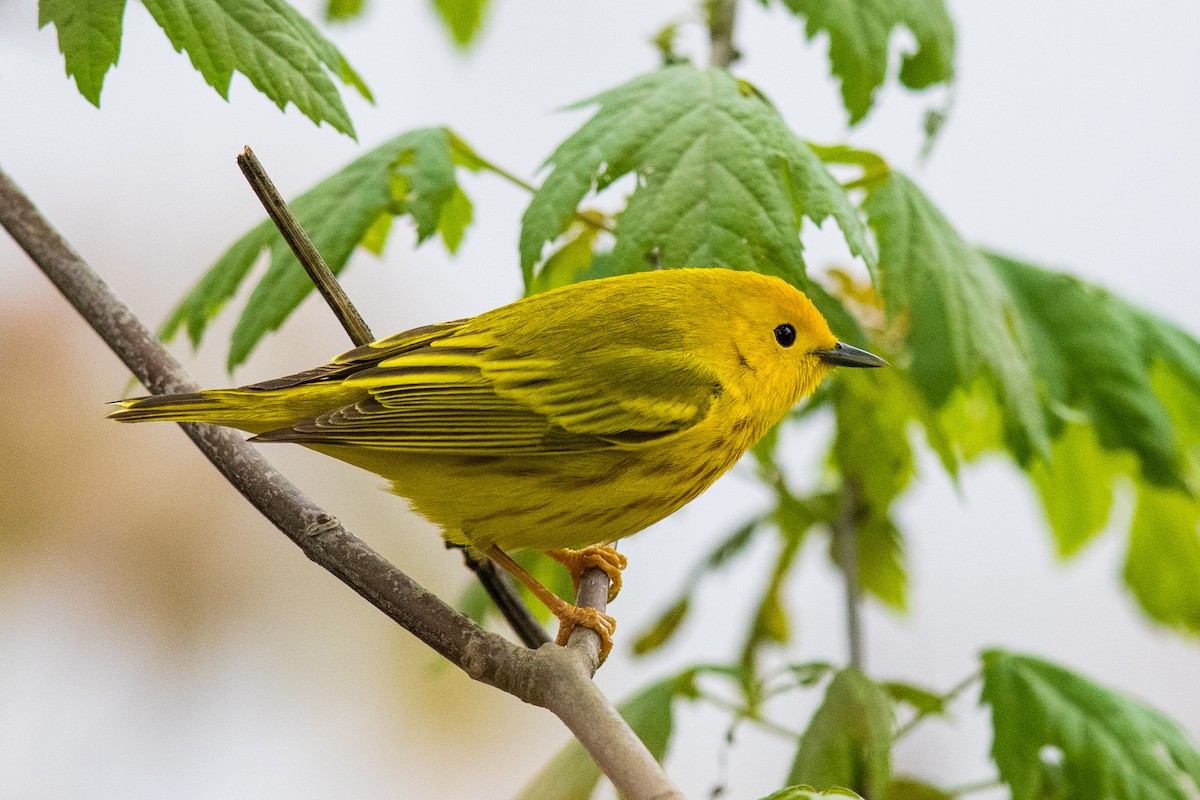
[235,146,550,650]
[0,165,681,800]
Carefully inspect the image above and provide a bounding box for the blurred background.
[2,1,1199,798]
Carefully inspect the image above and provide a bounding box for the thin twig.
[0,166,679,800]
[236,147,551,650]
[695,692,804,740]
[893,670,982,741]
[707,0,740,69]
[236,147,375,347]
[833,478,865,670]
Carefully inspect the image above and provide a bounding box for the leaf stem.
[450,138,615,234]
[695,690,804,740]
[237,147,550,650]
[833,478,865,670]
[892,670,983,740]
[707,0,740,69]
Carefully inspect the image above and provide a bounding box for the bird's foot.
[546,544,628,602]
[553,604,617,663]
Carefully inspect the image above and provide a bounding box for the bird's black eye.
[774,323,796,348]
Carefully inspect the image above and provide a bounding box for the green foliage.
[1028,422,1128,558]
[759,787,863,800]
[526,222,624,296]
[38,0,127,106]
[432,0,491,48]
[829,369,919,609]
[518,64,872,329]
[161,128,482,369]
[1125,486,1200,633]
[981,649,1200,800]
[774,0,955,124]
[140,0,370,137]
[324,0,365,21]
[864,172,1049,462]
[881,681,946,718]
[514,677,682,800]
[988,251,1193,488]
[981,253,1200,631]
[886,778,953,800]
[786,667,894,797]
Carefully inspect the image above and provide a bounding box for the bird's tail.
[108,388,338,435]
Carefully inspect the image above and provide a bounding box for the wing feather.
[252,314,724,454]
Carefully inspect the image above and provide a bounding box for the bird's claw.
[554,604,617,664]
[546,544,628,602]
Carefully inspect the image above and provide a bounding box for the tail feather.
[109,388,331,435]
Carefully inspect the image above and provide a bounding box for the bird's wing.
[478,344,724,439]
[241,321,469,391]
[252,331,724,454]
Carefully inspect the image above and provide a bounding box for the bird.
[111,268,887,661]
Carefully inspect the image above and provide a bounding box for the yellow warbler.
[112,268,885,658]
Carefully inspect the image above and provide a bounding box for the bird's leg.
[545,544,627,603]
[485,545,617,663]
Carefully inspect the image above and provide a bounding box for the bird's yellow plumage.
[112,268,886,658]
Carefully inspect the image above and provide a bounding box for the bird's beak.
[815,341,889,368]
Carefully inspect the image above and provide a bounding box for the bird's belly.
[308,437,746,552]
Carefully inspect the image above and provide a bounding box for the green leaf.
[437,185,474,254]
[325,0,365,22]
[863,173,1048,462]
[759,787,863,800]
[519,65,872,303]
[527,224,600,295]
[777,0,955,124]
[980,649,1200,800]
[786,667,894,797]
[161,128,478,369]
[887,778,953,800]
[514,678,679,800]
[1028,421,1129,558]
[746,512,810,658]
[830,368,927,609]
[931,381,1012,472]
[881,682,946,717]
[783,661,837,689]
[39,0,127,106]
[705,516,764,570]
[631,597,690,656]
[1125,485,1200,633]
[432,0,490,49]
[358,212,394,256]
[849,514,906,611]
[988,251,1190,487]
[139,0,371,138]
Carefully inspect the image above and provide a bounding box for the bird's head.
[711,271,887,421]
